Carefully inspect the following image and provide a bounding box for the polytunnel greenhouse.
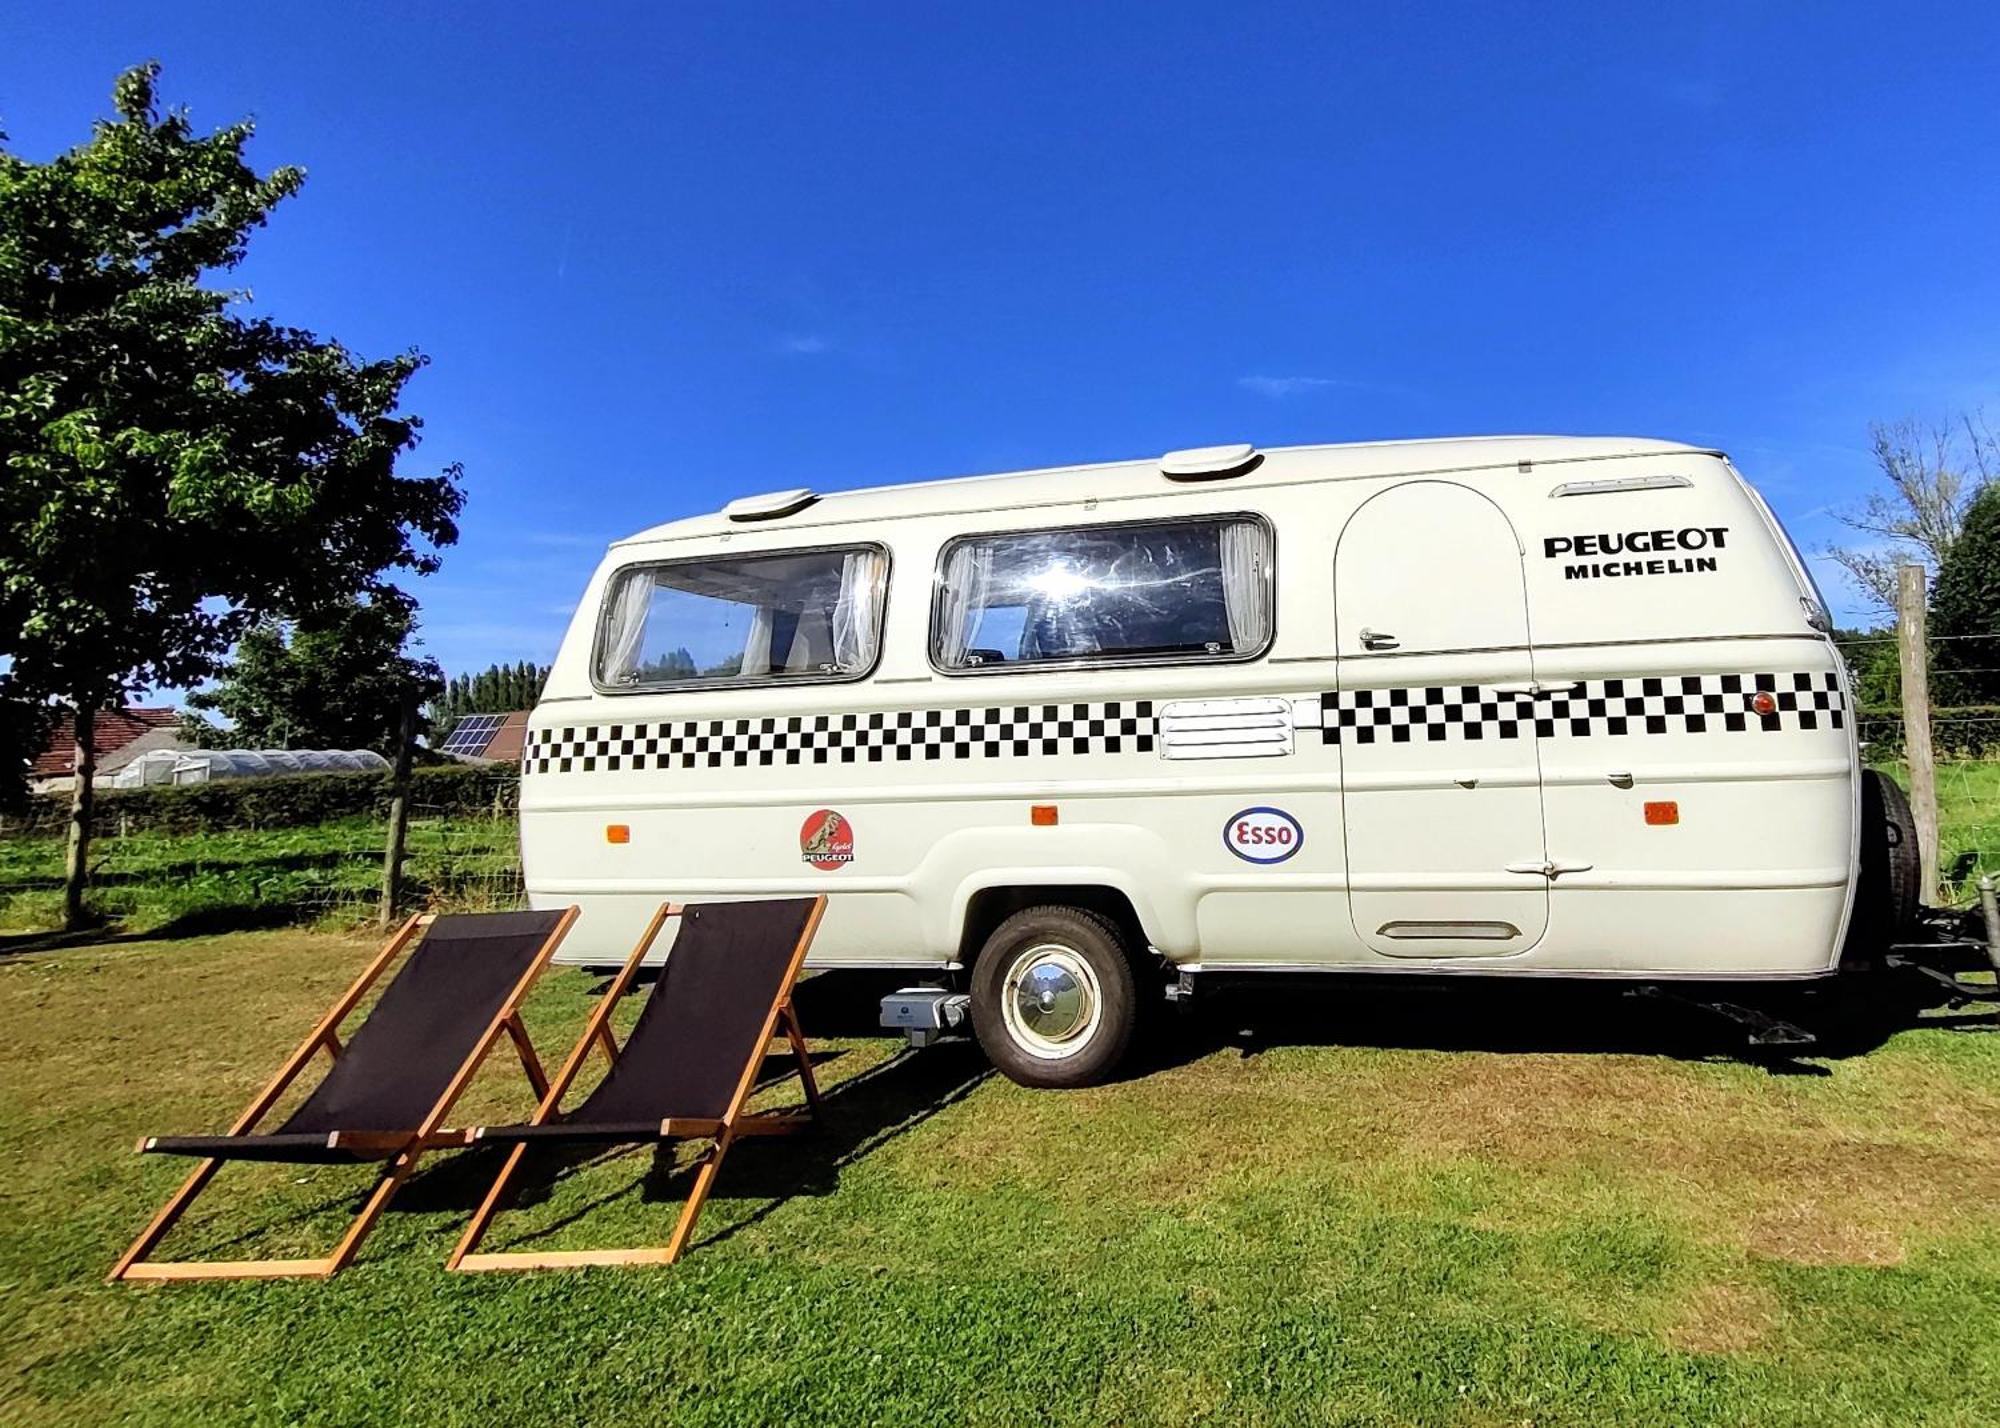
[111,748,391,789]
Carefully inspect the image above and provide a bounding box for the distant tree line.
[629,646,745,682]
[427,661,552,737]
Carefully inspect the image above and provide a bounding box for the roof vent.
[1160,443,1261,480]
[723,487,818,521]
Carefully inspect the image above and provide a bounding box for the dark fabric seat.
[143,912,570,1161]
[448,897,826,1271]
[476,899,820,1143]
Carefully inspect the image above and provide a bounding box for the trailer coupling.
[880,987,972,1048]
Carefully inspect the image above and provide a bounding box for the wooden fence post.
[1896,563,1940,902]
[378,693,417,928]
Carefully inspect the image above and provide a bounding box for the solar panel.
[441,713,506,755]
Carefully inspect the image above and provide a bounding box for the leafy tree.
[1825,414,1997,614]
[1833,627,1900,710]
[0,696,52,812]
[184,591,444,753]
[0,65,463,927]
[634,647,697,682]
[1929,482,2000,706]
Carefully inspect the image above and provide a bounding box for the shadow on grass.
[0,902,323,958]
[394,1042,992,1254]
[1139,963,1996,1080]
[567,965,917,1035]
[0,848,362,895]
[664,1043,994,1254]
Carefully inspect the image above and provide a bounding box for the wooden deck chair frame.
[109,906,579,1283]
[448,896,826,1272]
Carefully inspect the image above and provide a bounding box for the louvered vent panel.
[1157,698,1295,760]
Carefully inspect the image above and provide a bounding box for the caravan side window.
[931,515,1273,672]
[594,544,889,691]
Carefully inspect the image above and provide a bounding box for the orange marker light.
[1749,691,1778,717]
[1643,801,1679,826]
[605,824,631,844]
[1030,804,1059,826]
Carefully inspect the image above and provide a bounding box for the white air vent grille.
[1157,697,1295,760]
[1548,473,1692,498]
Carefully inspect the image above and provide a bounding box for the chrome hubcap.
[1000,943,1102,1059]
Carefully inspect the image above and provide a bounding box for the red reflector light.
[1749,691,1778,717]
[605,824,630,844]
[1031,805,1058,826]
[1644,801,1679,826]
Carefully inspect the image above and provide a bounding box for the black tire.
[969,905,1143,1089]
[1845,767,1921,964]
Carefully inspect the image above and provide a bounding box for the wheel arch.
[954,880,1158,974]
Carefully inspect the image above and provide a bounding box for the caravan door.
[1333,481,1550,958]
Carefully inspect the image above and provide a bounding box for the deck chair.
[110,907,578,1282]
[447,896,826,1272]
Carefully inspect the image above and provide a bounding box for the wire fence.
[1841,626,2000,901]
[291,800,527,926]
[0,797,524,936]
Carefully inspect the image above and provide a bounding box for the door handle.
[1358,628,1399,651]
[1505,859,1595,879]
[1491,682,1582,697]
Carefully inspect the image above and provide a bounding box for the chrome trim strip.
[1176,962,1837,982]
[1379,920,1521,940]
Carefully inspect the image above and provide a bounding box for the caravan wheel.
[970,906,1140,1089]
[1845,768,1922,966]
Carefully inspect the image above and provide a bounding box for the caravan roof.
[612,435,1714,549]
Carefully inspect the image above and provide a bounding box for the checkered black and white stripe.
[1321,671,1845,746]
[524,672,1845,773]
[524,700,1158,774]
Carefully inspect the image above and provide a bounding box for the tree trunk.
[378,692,416,927]
[62,703,97,931]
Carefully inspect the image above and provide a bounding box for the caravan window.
[595,545,889,690]
[932,515,1273,672]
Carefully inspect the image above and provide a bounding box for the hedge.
[1,762,518,838]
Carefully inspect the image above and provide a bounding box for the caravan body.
[522,436,1856,1082]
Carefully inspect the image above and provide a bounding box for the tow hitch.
[1883,881,2000,1008]
[880,987,972,1048]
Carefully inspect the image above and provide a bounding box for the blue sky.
[4,2,1998,680]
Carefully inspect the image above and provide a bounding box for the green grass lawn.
[0,814,520,936]
[2,929,1996,1426]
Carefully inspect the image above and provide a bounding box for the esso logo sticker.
[1224,807,1303,864]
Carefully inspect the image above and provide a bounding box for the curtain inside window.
[1218,521,1272,653]
[600,570,657,682]
[831,549,888,671]
[740,607,775,676]
[938,542,994,667]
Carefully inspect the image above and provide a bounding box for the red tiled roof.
[28,708,181,780]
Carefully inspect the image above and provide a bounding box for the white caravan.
[523,436,1906,1086]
